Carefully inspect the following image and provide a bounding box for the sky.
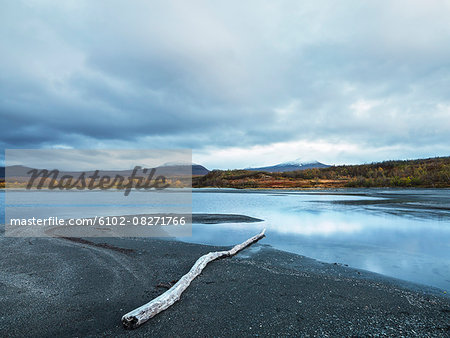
[1,0,449,170]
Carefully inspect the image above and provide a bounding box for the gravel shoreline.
[0,219,449,337]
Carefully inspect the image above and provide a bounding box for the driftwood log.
[121,229,266,329]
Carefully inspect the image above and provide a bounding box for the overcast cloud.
[1,0,449,169]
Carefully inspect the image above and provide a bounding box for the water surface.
[184,189,450,290]
[1,188,449,290]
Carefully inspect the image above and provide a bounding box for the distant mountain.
[192,164,210,176]
[245,159,330,172]
[156,164,209,176]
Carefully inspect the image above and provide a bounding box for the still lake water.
[1,188,449,290]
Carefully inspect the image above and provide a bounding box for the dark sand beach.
[0,216,449,337]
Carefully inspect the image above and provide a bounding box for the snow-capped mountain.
[245,159,330,172]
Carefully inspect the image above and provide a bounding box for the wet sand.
[0,217,449,337]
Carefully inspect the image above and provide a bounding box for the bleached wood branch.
[121,229,266,329]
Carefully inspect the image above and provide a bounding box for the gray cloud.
[1,0,449,167]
